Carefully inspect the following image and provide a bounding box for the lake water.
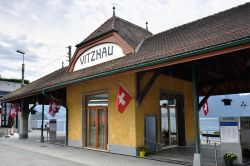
[31,118,221,141]
[200,118,220,142]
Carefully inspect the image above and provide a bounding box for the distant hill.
[199,93,250,118]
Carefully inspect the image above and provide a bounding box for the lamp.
[16,50,25,87]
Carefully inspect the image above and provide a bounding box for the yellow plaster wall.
[67,71,195,148]
[67,73,137,146]
[136,72,195,146]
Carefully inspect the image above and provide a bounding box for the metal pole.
[16,50,25,87]
[22,60,24,87]
[214,143,218,166]
[41,104,44,143]
[192,65,200,153]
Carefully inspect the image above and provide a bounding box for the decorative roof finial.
[113,6,116,16]
[146,21,148,31]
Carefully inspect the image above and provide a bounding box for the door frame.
[87,106,108,149]
[159,90,186,147]
[160,105,178,146]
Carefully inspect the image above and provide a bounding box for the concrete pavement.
[0,143,86,166]
[0,133,183,166]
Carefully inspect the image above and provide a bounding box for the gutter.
[1,36,250,102]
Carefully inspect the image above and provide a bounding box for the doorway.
[160,92,185,148]
[161,106,177,147]
[86,93,108,150]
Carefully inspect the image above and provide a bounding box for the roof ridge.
[147,2,250,40]
[114,16,152,34]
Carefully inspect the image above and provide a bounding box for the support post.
[192,65,203,166]
[19,99,29,139]
[66,107,68,145]
[40,104,44,143]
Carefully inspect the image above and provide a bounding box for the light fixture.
[222,98,232,106]
[241,101,247,110]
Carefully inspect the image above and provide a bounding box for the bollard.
[214,142,218,166]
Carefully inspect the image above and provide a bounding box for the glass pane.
[89,110,96,146]
[98,109,105,148]
[170,108,177,145]
[161,108,169,146]
[87,94,108,107]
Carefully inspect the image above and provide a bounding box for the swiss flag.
[10,103,20,118]
[202,101,209,116]
[49,99,60,117]
[116,84,132,113]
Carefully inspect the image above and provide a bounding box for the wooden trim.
[104,108,108,149]
[87,109,90,146]
[67,32,134,73]
[127,43,250,74]
[137,70,161,105]
[96,110,99,147]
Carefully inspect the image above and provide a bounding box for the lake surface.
[200,118,220,142]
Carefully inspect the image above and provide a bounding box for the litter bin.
[49,119,57,141]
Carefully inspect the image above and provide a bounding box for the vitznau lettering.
[73,43,125,71]
[79,46,114,64]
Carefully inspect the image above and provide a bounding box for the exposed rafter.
[136,70,162,106]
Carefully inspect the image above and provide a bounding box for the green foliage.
[0,78,29,84]
[137,145,148,152]
[242,144,250,151]
[213,131,220,135]
[224,152,238,161]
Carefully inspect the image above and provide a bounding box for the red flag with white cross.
[49,99,61,117]
[116,84,132,113]
[202,101,209,116]
[10,103,20,118]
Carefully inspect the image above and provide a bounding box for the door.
[87,106,108,149]
[145,115,157,153]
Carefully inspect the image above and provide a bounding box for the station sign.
[220,117,239,143]
[73,43,125,71]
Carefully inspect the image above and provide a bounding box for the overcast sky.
[0,0,249,82]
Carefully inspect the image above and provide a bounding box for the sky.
[0,0,249,82]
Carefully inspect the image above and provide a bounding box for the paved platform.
[2,130,250,166]
[147,145,250,166]
[0,133,181,166]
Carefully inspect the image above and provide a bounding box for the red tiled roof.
[76,16,152,49]
[2,3,250,102]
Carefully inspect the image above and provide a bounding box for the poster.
[220,117,239,143]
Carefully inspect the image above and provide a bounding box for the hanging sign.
[220,117,239,143]
[73,43,125,71]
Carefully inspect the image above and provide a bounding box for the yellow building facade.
[67,71,194,155]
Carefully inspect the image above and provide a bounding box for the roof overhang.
[2,36,250,103]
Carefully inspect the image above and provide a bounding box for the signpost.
[220,117,242,165]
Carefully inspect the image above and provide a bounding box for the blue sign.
[220,122,238,126]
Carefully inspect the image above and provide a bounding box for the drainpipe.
[42,90,68,146]
[192,65,203,166]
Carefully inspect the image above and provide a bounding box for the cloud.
[0,0,249,82]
